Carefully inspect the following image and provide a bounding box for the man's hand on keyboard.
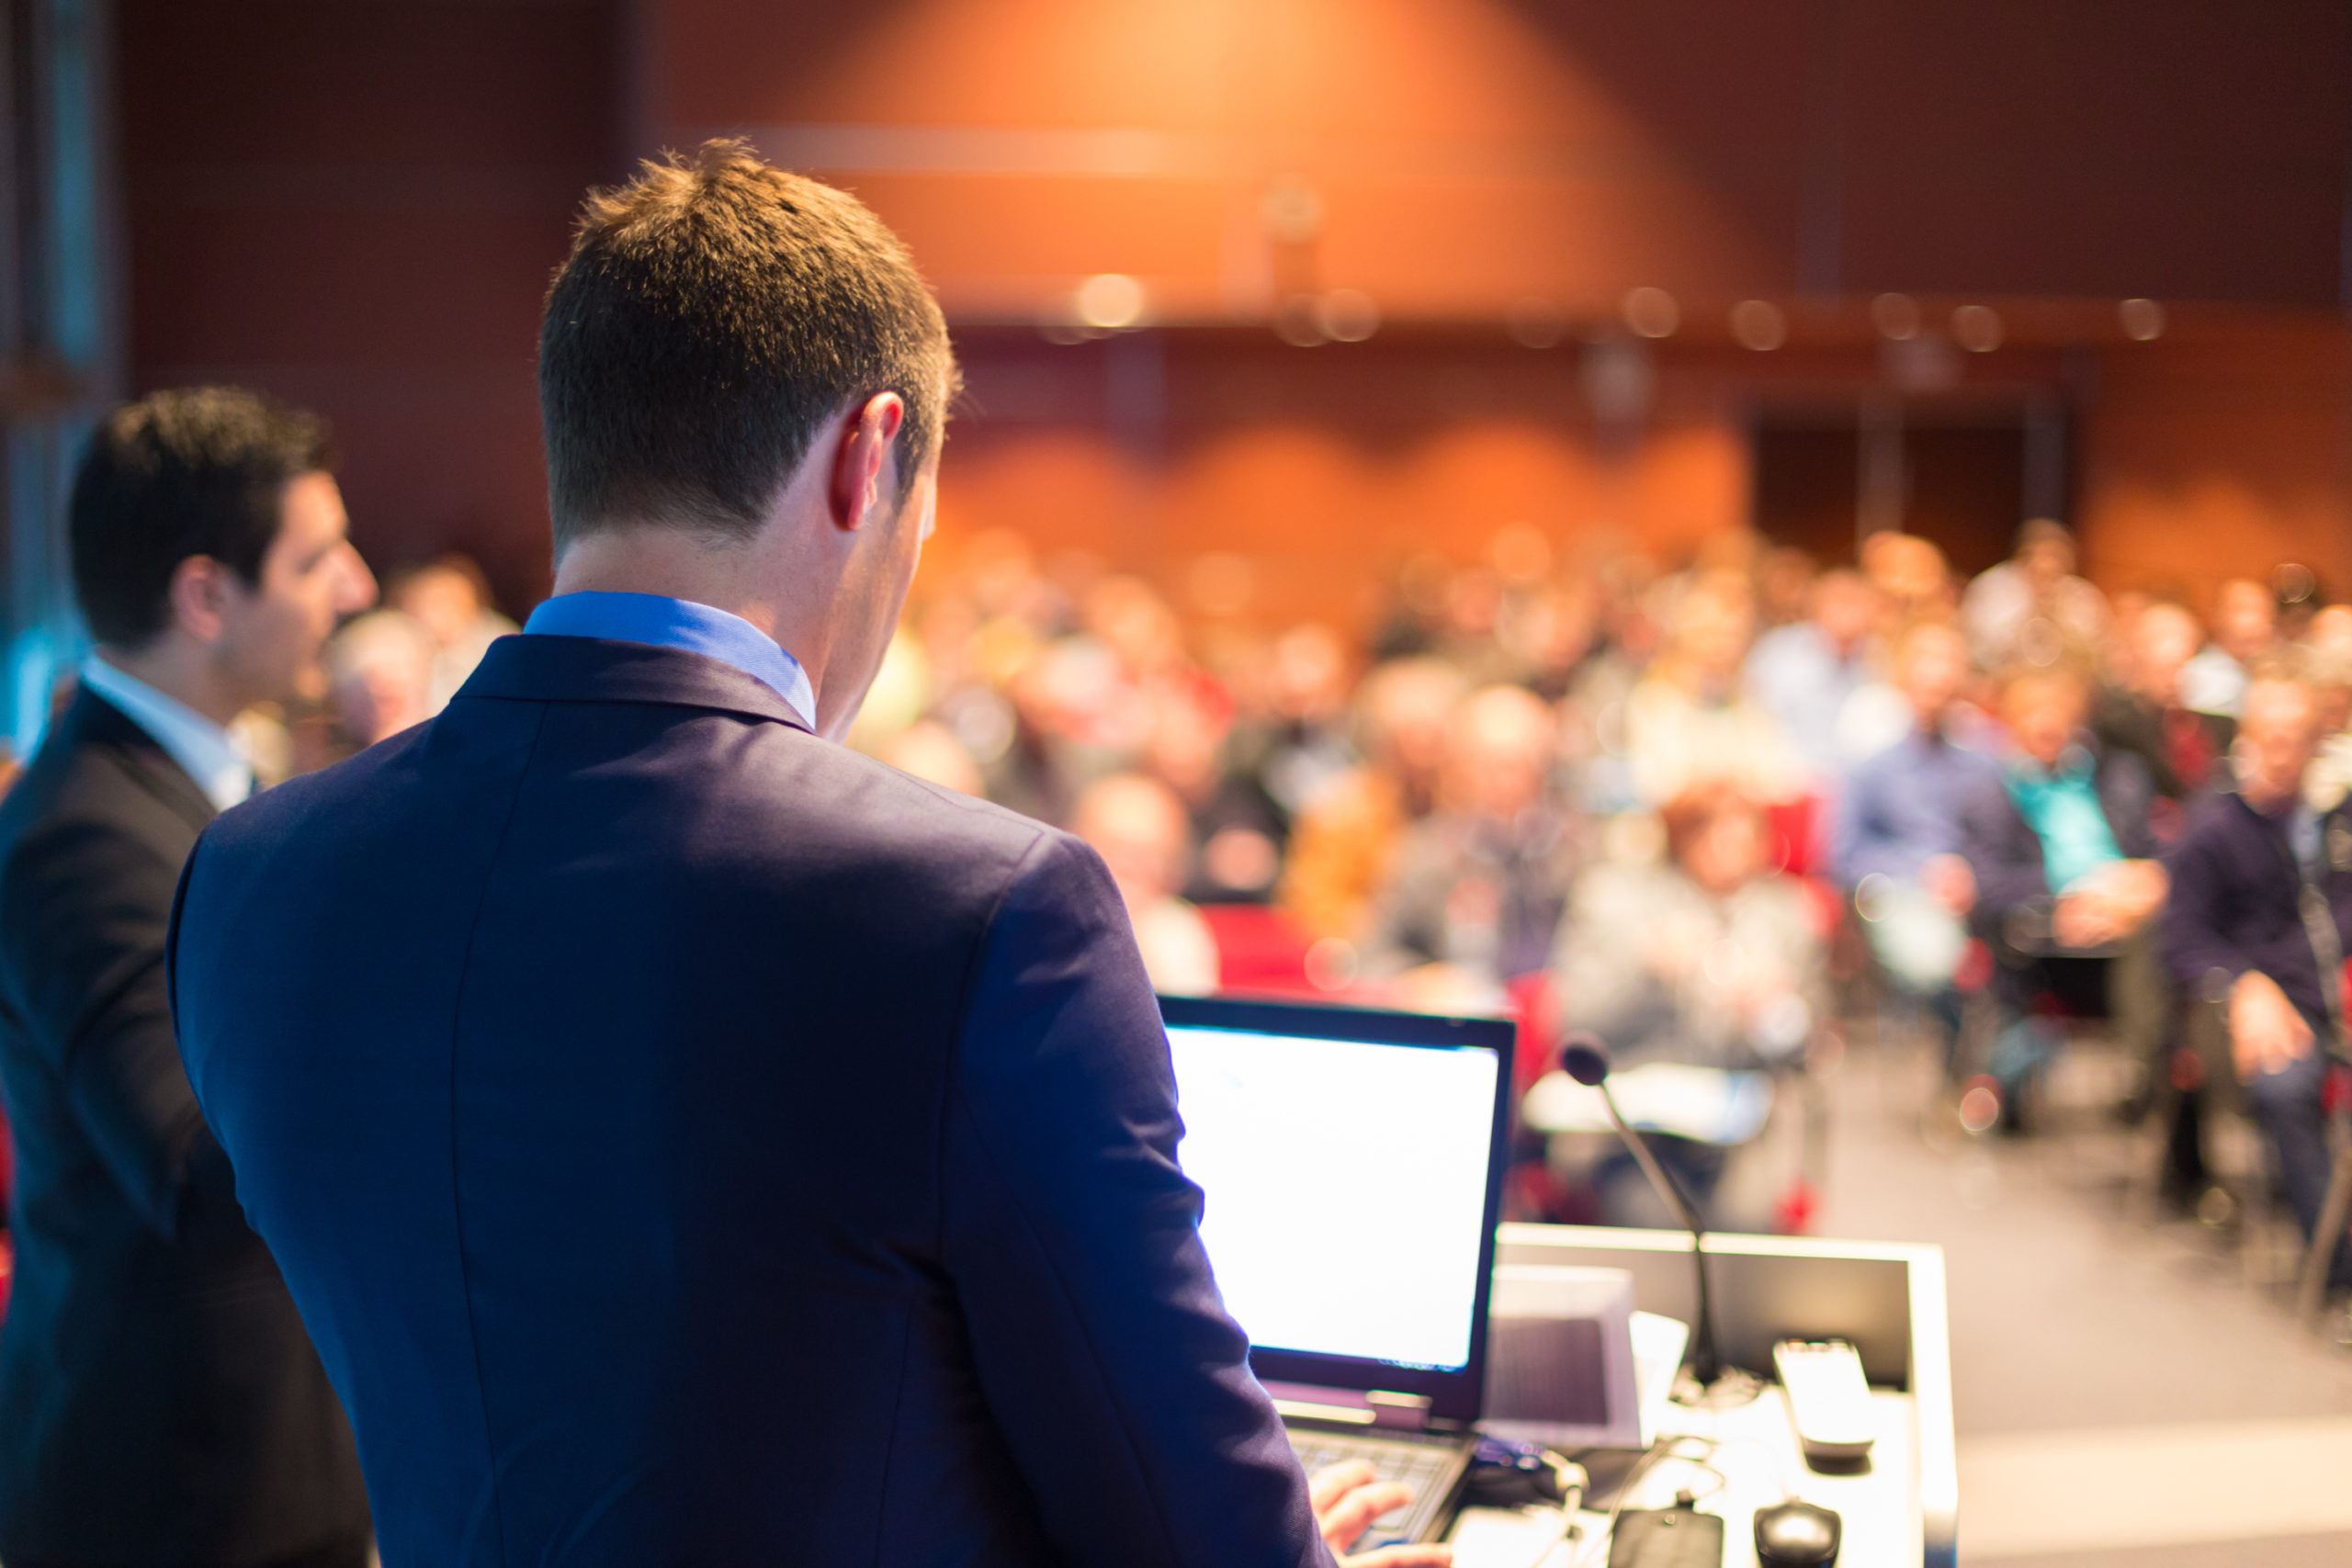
[1309,1461,1454,1566]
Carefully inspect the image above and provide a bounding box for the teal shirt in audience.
[2007,754,2122,893]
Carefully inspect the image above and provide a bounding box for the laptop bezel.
[1157,993,1515,1427]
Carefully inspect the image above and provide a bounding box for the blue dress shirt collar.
[77,654,254,812]
[523,592,816,730]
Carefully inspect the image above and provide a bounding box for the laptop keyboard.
[1288,1430,1458,1545]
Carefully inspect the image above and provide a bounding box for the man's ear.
[827,392,908,534]
[164,555,238,647]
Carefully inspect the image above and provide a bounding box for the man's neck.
[550,528,831,694]
[91,641,243,728]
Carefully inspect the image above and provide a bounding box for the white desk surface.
[1450,1389,1921,1568]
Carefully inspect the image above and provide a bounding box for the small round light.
[1622,286,1680,339]
[1951,303,2003,353]
[1073,273,1148,331]
[2120,297,2165,341]
[1319,288,1380,343]
[1305,937,1359,992]
[1730,299,1786,351]
[1871,292,1919,341]
[1273,293,1327,347]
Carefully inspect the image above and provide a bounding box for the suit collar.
[454,634,817,735]
[65,691,219,832]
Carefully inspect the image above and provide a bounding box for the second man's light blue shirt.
[522,592,817,730]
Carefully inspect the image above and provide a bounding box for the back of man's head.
[539,141,955,555]
[69,386,333,649]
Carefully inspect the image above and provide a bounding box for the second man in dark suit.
[0,389,378,1568]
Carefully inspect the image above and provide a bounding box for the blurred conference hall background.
[1,3,2351,1564]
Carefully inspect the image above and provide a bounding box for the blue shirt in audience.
[1745,622,1873,779]
[1833,726,2004,887]
[2005,753,2123,893]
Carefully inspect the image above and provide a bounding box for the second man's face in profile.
[216,470,379,707]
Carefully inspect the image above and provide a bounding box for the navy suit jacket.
[169,635,1328,1568]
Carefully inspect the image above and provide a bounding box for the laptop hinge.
[1265,1382,1432,1432]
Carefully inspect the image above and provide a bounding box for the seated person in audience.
[1834,620,2003,1062]
[1071,772,1221,996]
[1623,569,1806,807]
[1860,529,1956,623]
[388,552,517,710]
[1962,519,2109,671]
[2180,576,2278,719]
[1745,566,1891,785]
[2092,598,2233,834]
[1225,622,1358,841]
[879,716,984,795]
[2161,667,2352,1291]
[1279,656,1464,941]
[1553,782,1826,1224]
[325,607,438,750]
[1141,685,1286,906]
[1961,663,2169,1122]
[1363,683,1579,997]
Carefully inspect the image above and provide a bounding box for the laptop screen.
[1165,1009,1507,1378]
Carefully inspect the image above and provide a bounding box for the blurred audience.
[2161,666,2351,1287]
[880,717,985,795]
[1280,657,1466,941]
[1624,569,1805,807]
[389,553,517,710]
[629,506,2352,1258]
[2180,576,2279,719]
[1071,772,1220,996]
[1745,567,1900,784]
[1363,683,1579,993]
[2092,599,2233,827]
[1860,530,1955,624]
[1962,663,2169,1122]
[1834,621,2001,1057]
[1551,782,1825,1224]
[326,608,438,749]
[1962,519,2109,671]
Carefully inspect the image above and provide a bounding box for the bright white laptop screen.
[1166,1024,1501,1372]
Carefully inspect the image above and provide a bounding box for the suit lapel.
[73,693,220,833]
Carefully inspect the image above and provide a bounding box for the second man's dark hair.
[69,386,334,648]
[538,141,956,554]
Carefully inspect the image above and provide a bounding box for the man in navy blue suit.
[168,142,1445,1567]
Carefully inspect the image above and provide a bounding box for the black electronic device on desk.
[1608,1496,1725,1568]
[1159,994,1515,1554]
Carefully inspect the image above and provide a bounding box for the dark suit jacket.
[1958,739,2160,949]
[2089,686,2234,807]
[0,692,367,1566]
[2162,791,2352,1036]
[169,636,1327,1568]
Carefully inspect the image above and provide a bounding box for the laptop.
[1159,995,1514,1552]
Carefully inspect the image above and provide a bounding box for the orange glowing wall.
[115,0,2352,623]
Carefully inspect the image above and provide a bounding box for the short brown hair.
[70,387,333,647]
[538,141,955,552]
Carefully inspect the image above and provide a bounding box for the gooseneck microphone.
[1558,1032,1724,1388]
